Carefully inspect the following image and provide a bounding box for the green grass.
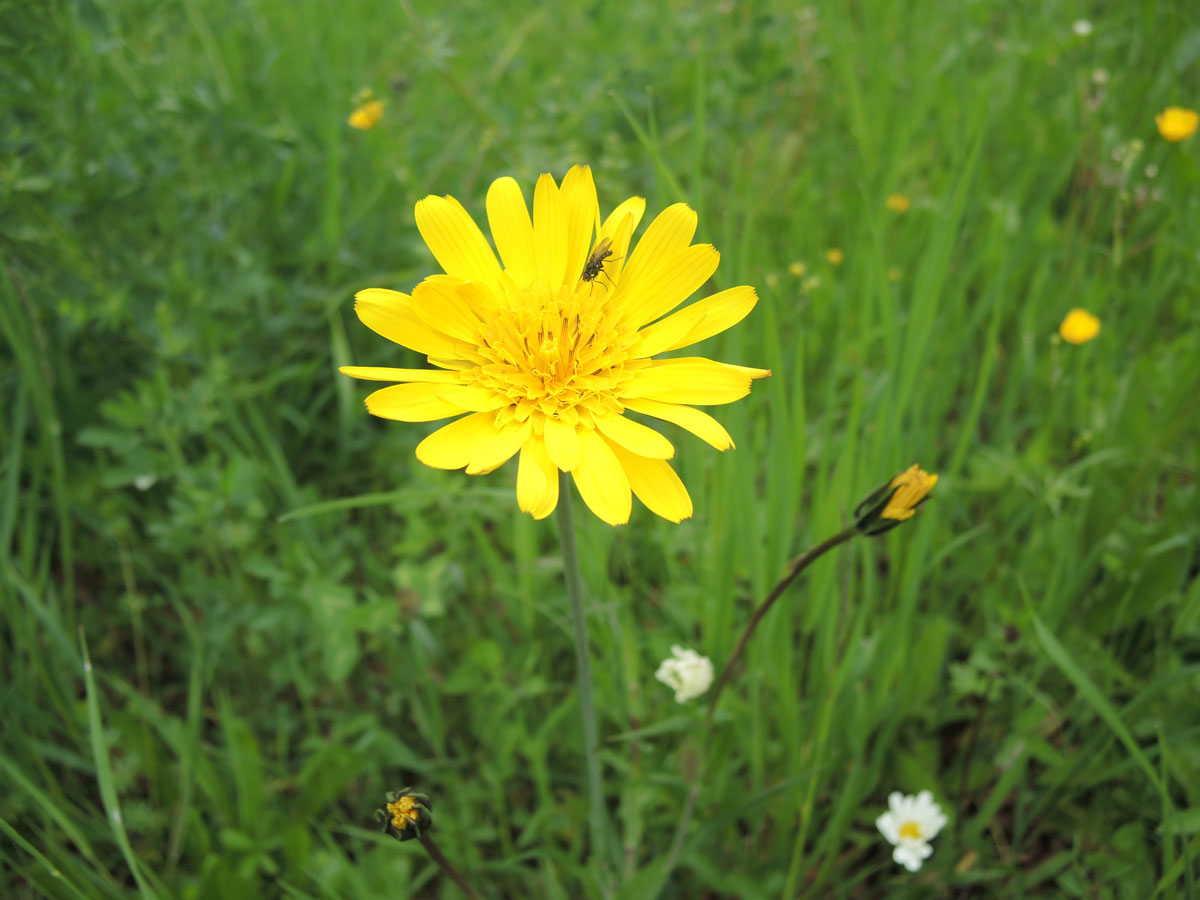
[3,0,1200,897]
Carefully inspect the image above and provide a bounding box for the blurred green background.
[3,0,1200,897]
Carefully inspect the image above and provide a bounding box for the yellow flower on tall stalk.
[886,193,910,213]
[826,248,844,265]
[1155,106,1198,142]
[341,165,769,525]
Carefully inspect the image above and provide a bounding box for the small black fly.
[581,237,617,287]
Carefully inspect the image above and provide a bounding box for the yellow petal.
[365,383,504,422]
[532,173,568,287]
[599,196,645,283]
[338,366,464,383]
[415,412,499,469]
[630,285,759,357]
[410,278,484,343]
[601,196,646,241]
[517,436,559,519]
[624,358,769,406]
[607,439,693,523]
[542,416,581,471]
[466,419,532,475]
[414,194,503,286]
[594,414,674,459]
[454,279,501,319]
[572,428,631,526]
[354,289,462,358]
[619,243,720,328]
[486,176,537,286]
[622,398,735,451]
[614,203,697,302]
[561,165,600,285]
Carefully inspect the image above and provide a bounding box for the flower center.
[469,282,643,427]
[387,796,419,831]
[898,821,922,840]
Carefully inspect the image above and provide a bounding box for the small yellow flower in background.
[1155,107,1199,142]
[802,275,822,292]
[886,194,910,213]
[881,465,939,521]
[887,267,902,282]
[876,791,948,872]
[765,271,781,289]
[1058,308,1101,344]
[375,788,433,842]
[788,260,807,277]
[341,165,770,526]
[349,99,384,130]
[826,248,844,265]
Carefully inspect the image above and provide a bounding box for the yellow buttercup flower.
[886,194,910,213]
[1155,107,1198,142]
[348,100,384,130]
[826,248,844,265]
[881,465,939,521]
[788,261,807,277]
[1058,308,1100,344]
[341,165,770,526]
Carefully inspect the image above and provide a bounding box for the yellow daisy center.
[387,796,420,830]
[467,283,642,429]
[898,821,922,840]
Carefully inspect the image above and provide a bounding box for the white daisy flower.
[875,790,948,872]
[654,646,714,703]
[1072,19,1093,36]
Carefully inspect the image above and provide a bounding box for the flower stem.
[417,834,483,900]
[705,527,857,721]
[556,472,608,868]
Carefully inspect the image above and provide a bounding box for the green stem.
[556,472,608,869]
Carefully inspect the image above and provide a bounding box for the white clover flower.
[1072,19,1093,36]
[654,645,714,703]
[875,790,948,872]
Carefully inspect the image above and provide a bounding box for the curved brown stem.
[418,834,483,900]
[705,527,857,721]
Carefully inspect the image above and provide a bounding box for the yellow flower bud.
[854,464,938,535]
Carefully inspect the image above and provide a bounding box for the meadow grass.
[3,0,1200,897]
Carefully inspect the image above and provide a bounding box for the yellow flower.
[1155,107,1198,142]
[886,194,910,213]
[348,100,384,130]
[881,465,939,521]
[826,248,844,265]
[1058,308,1100,344]
[341,165,770,526]
[788,261,807,277]
[887,267,902,282]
